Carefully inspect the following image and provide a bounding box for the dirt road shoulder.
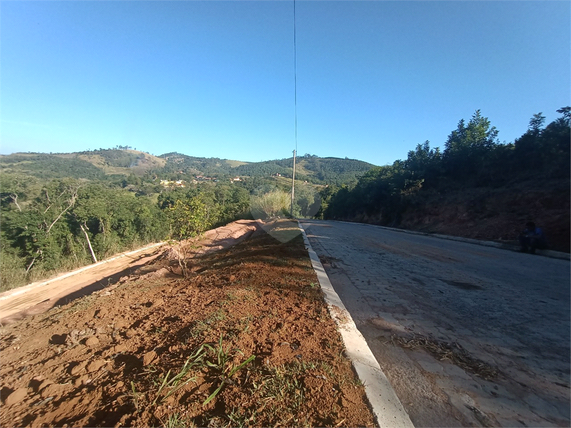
[0,219,375,427]
[0,220,259,325]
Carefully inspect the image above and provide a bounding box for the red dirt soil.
[0,220,375,427]
[0,220,259,324]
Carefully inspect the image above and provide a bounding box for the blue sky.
[1,1,569,166]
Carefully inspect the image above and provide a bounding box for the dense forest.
[0,151,366,290]
[321,108,570,252]
[0,177,254,290]
[233,155,375,186]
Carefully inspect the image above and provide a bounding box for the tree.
[443,110,499,181]
[22,179,82,271]
[293,185,321,218]
[514,113,545,170]
[514,107,570,177]
[528,112,546,135]
[404,141,442,187]
[167,197,210,240]
[539,107,571,177]
[251,189,290,219]
[556,106,571,123]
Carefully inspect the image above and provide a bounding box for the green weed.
[163,412,194,428]
[202,336,256,406]
[130,381,143,411]
[152,345,209,405]
[256,363,306,419]
[238,315,253,333]
[222,291,237,304]
[187,309,226,339]
[227,407,257,427]
[318,361,335,377]
[209,308,226,323]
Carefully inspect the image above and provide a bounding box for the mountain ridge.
[0,149,376,185]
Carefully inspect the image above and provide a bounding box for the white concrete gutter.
[298,221,415,428]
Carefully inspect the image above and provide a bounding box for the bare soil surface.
[353,178,570,253]
[0,220,259,324]
[0,220,375,427]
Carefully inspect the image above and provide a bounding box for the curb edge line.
[298,221,415,428]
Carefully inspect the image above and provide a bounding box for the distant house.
[160,179,186,188]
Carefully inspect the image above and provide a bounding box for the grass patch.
[202,336,256,406]
[152,345,208,405]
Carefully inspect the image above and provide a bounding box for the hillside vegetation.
[0,149,371,185]
[233,155,375,186]
[2,106,568,293]
[322,108,570,252]
[0,150,371,290]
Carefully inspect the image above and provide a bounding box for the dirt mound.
[0,221,374,427]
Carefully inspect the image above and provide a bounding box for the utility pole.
[291,149,296,217]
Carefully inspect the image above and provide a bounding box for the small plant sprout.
[130,381,143,411]
[163,412,193,428]
[152,344,209,405]
[202,336,256,406]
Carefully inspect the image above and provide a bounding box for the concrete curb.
[298,222,414,428]
[334,220,570,261]
[0,242,166,302]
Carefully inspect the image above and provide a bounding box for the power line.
[291,0,297,217]
[293,0,297,154]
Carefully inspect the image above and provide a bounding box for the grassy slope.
[0,150,167,178]
[225,160,249,168]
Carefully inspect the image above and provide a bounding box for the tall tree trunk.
[47,193,77,234]
[9,194,22,212]
[80,223,98,263]
[25,250,42,274]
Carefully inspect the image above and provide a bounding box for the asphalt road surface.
[301,220,570,427]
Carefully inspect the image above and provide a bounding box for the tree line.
[0,177,252,291]
[321,108,570,223]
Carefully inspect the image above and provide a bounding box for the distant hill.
[158,152,248,177]
[0,152,106,180]
[156,152,375,185]
[73,149,166,175]
[0,149,375,185]
[0,150,166,180]
[232,155,375,185]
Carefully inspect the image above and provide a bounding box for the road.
[300,220,570,427]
